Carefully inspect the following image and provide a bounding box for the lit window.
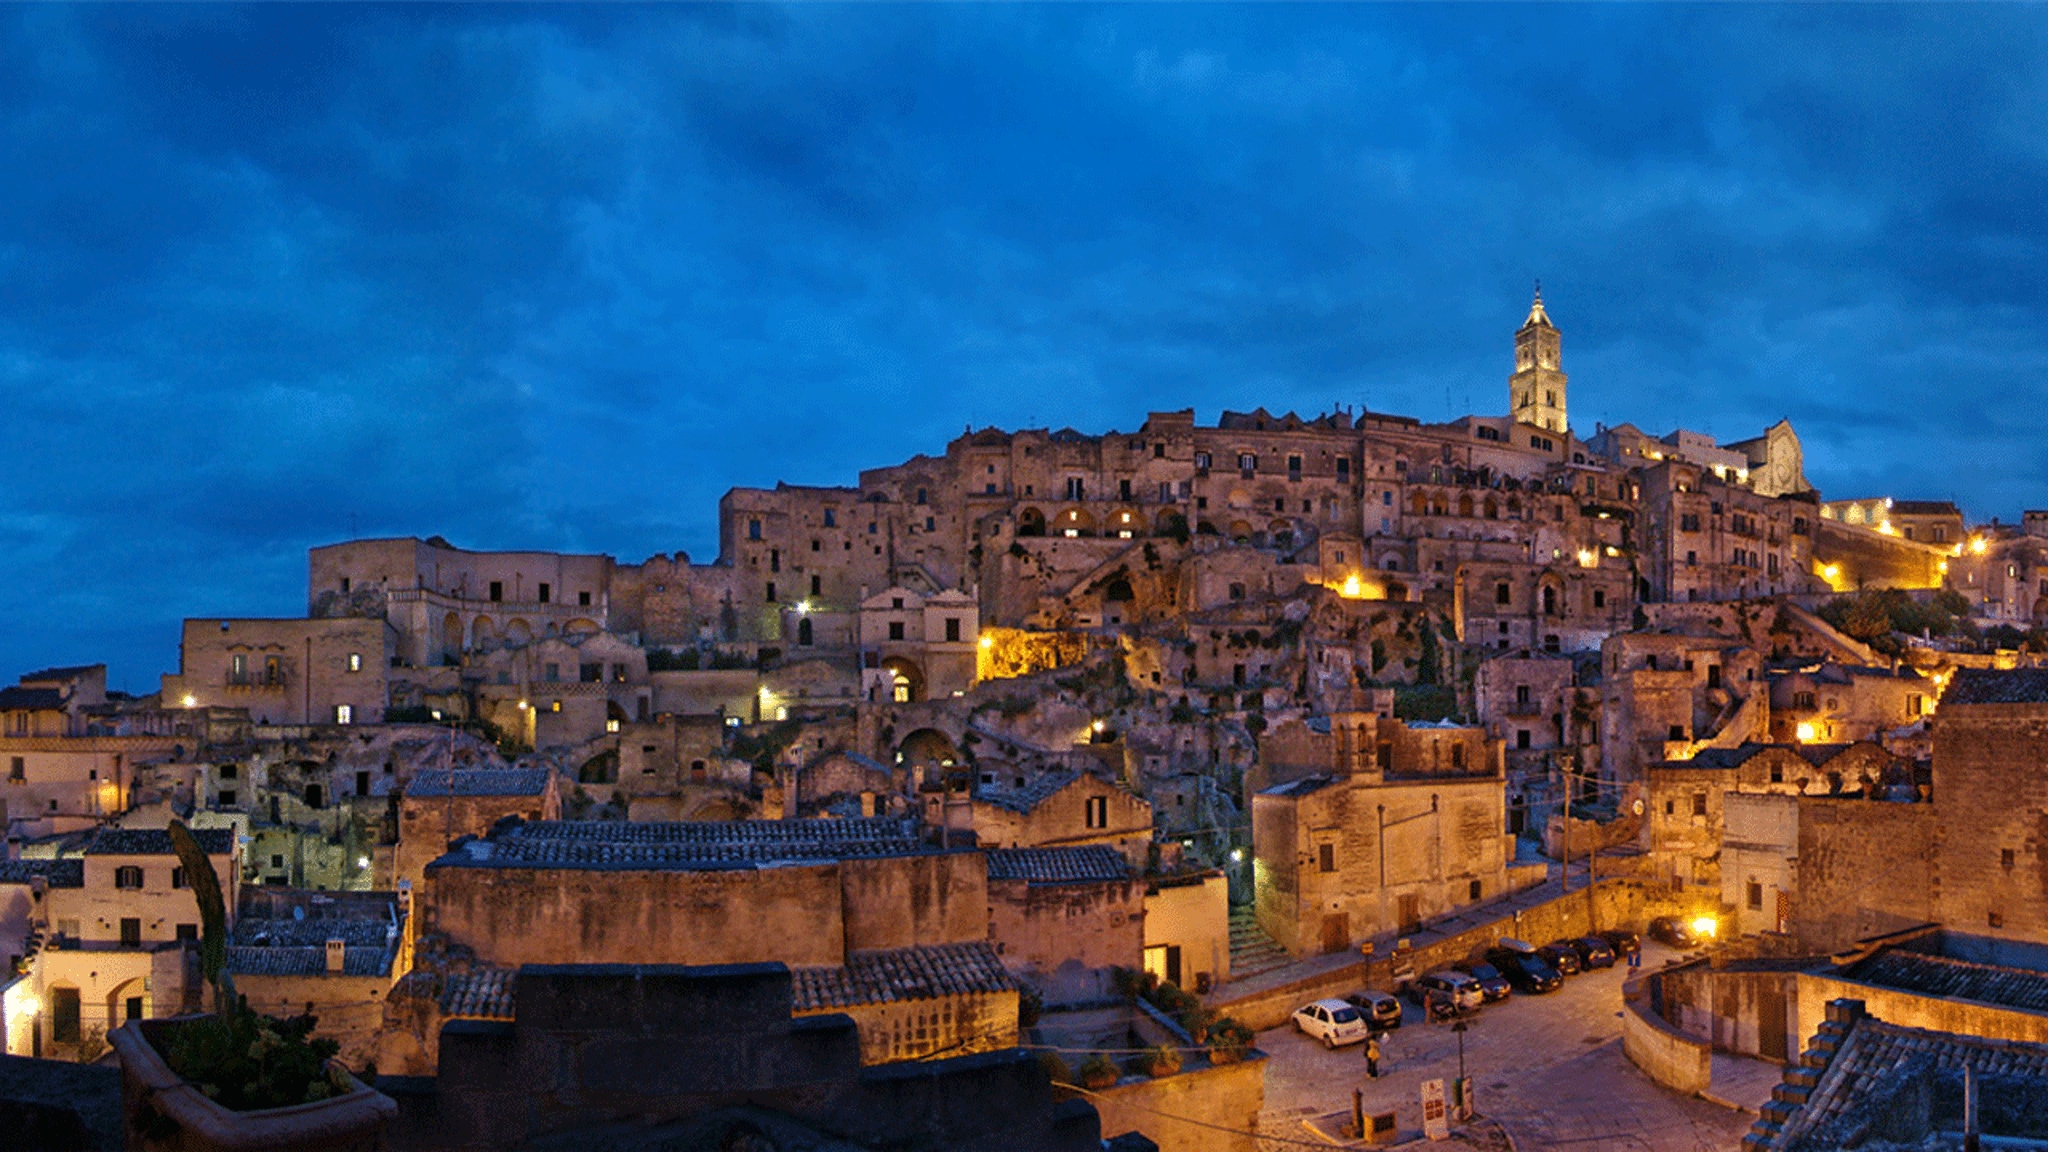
[347,652,362,673]
[335,704,354,725]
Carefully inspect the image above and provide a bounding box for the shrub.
[1131,1044,1182,1078]
[1078,1054,1120,1089]
[163,1008,347,1111]
[1206,1017,1254,1064]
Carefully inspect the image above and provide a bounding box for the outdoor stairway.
[1229,905,1293,981]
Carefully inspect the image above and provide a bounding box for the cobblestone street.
[1255,943,1761,1150]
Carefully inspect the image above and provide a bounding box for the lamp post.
[1451,1018,1472,1120]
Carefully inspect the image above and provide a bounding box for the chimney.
[325,938,346,974]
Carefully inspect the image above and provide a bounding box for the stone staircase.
[1228,905,1292,982]
[1742,998,1860,1150]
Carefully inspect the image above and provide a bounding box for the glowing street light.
[180,694,197,709]
[1690,916,1718,940]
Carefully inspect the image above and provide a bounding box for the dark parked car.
[1343,989,1405,1032]
[1649,917,1701,949]
[1452,960,1512,1001]
[1566,935,1616,969]
[1484,945,1563,994]
[1599,930,1642,960]
[1537,941,1583,976]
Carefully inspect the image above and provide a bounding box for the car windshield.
[1329,1007,1361,1023]
[1470,964,1501,980]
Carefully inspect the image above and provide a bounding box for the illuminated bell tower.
[1509,283,1568,434]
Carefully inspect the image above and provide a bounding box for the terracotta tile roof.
[85,827,234,856]
[440,968,516,1019]
[0,687,65,711]
[442,817,931,870]
[406,768,551,798]
[1765,1007,2048,1151]
[0,859,83,888]
[790,942,1014,1011]
[1944,668,2048,706]
[975,768,1082,814]
[225,944,395,978]
[985,846,1128,885]
[1837,949,2048,1013]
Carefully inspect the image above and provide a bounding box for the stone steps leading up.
[1228,906,1294,981]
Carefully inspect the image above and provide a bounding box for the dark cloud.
[1,4,2044,688]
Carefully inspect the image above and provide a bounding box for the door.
[1758,978,1789,1061]
[125,996,144,1024]
[1321,913,1350,954]
[51,988,80,1043]
[1398,894,1422,935]
[1164,945,1182,990]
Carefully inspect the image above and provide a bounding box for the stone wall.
[1620,973,1712,1095]
[988,877,1145,1005]
[1791,798,1935,952]
[1085,1050,1265,1152]
[1931,701,2048,943]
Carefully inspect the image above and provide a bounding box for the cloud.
[0,5,2045,685]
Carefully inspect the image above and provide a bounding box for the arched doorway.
[1017,507,1047,537]
[442,613,464,658]
[898,727,960,768]
[503,618,532,646]
[881,657,925,703]
[471,616,496,651]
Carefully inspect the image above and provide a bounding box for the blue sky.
[3,5,2046,688]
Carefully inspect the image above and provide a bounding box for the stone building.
[1633,459,1819,605]
[1928,668,2048,942]
[161,617,397,727]
[421,817,986,969]
[984,846,1143,1004]
[1598,632,1770,788]
[789,940,1018,1065]
[1766,662,1934,745]
[1143,868,1230,993]
[227,888,410,1067]
[395,768,558,890]
[966,768,1154,866]
[1251,713,1514,956]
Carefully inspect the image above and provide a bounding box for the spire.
[1521,280,1553,330]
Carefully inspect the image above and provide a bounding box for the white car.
[1292,998,1371,1049]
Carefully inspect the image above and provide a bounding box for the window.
[1066,477,1084,500]
[1680,514,1701,532]
[1516,730,1531,749]
[1318,843,1335,873]
[611,663,627,683]
[889,622,905,641]
[1908,694,1923,716]
[578,663,598,683]
[1337,458,1350,480]
[945,617,961,642]
[356,771,370,797]
[1238,453,1257,475]
[798,618,813,646]
[1664,800,1675,816]
[115,865,143,889]
[345,651,363,674]
[7,756,20,783]
[916,488,928,505]
[335,704,353,725]
[823,508,836,527]
[924,516,935,532]
[1747,881,1763,910]
[1707,665,1721,689]
[51,988,80,1043]
[172,866,188,889]
[1119,478,1132,500]
[1085,796,1108,829]
[230,653,247,683]
[537,582,551,603]
[748,518,762,541]
[176,923,199,941]
[1593,589,1606,609]
[1991,910,2006,929]
[264,655,282,685]
[2003,848,2017,871]
[1515,685,1531,704]
[218,789,236,806]
[1691,792,1707,817]
[1229,582,1246,601]
[1287,455,1302,480]
[305,783,324,807]
[770,549,780,573]
[121,918,141,947]
[1154,443,1166,459]
[1452,743,1466,768]
[1670,724,1686,742]
[489,580,503,602]
[1495,583,1511,606]
[1194,452,1211,470]
[1769,763,1783,784]
[766,581,777,603]
[579,590,592,606]
[271,854,285,870]
[810,574,822,596]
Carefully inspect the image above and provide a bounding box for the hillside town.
[10,294,2048,1150]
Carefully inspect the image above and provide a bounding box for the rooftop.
[224,943,396,979]
[790,942,1015,1011]
[975,767,1082,814]
[1260,774,1337,798]
[434,816,934,871]
[440,968,517,1019]
[85,827,235,857]
[1835,949,2048,1015]
[0,687,65,711]
[985,846,1128,885]
[0,859,83,888]
[1943,668,2048,706]
[406,767,552,798]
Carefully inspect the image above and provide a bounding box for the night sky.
[4,5,2045,689]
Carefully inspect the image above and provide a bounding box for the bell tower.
[1509,283,1567,434]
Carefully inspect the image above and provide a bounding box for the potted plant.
[1077,1054,1120,1090]
[1205,1017,1254,1065]
[1129,1044,1181,1078]
[109,820,397,1152]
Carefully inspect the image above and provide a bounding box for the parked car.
[1343,989,1404,1032]
[1537,941,1583,976]
[1293,998,1372,1049]
[1409,971,1485,1014]
[1566,935,1617,969]
[1451,960,1512,1001]
[1484,943,1563,994]
[1649,917,1700,949]
[1599,930,1642,960]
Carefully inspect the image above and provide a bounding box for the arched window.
[797,617,814,646]
[1542,586,1559,616]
